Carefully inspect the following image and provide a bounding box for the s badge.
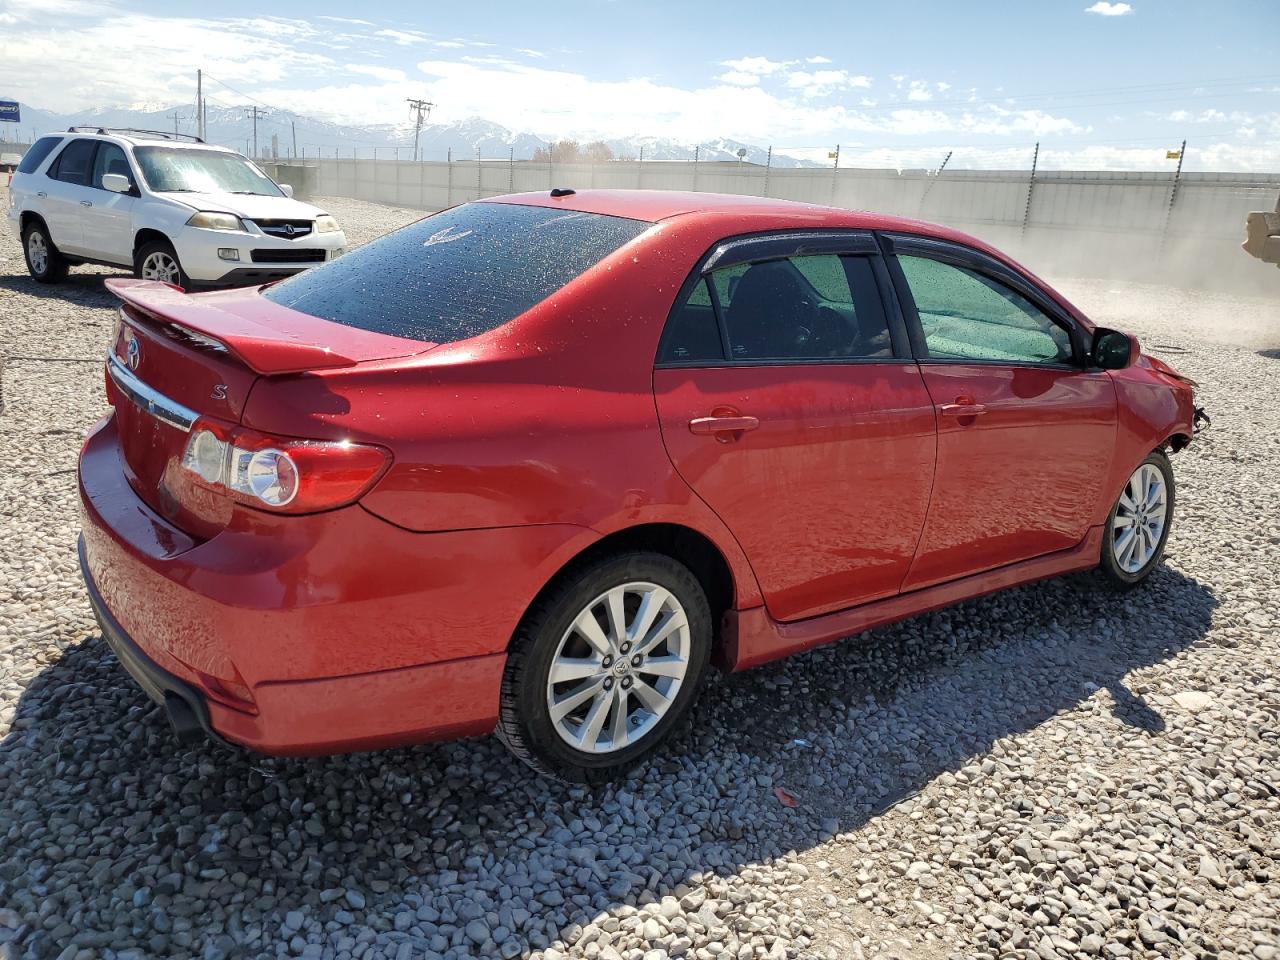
[211,384,229,401]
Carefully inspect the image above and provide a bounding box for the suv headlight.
[187,211,244,232]
[314,214,340,234]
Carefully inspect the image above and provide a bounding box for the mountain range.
[0,101,819,167]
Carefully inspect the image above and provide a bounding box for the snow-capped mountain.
[1,99,819,167]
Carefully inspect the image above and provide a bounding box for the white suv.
[6,128,347,288]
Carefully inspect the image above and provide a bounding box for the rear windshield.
[17,136,64,174]
[263,203,649,344]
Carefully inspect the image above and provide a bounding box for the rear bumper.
[80,535,227,748]
[77,413,584,755]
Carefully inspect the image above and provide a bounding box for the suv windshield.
[263,203,649,344]
[133,146,282,196]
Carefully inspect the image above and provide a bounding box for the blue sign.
[0,101,19,123]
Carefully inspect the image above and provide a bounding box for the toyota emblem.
[123,329,141,371]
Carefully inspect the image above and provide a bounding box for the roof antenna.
[550,187,576,197]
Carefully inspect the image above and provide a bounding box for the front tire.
[22,220,69,283]
[1100,450,1175,588]
[134,239,189,289]
[497,552,712,784]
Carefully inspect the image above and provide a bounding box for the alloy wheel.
[1112,462,1168,573]
[546,581,691,754]
[27,232,48,275]
[141,251,180,284]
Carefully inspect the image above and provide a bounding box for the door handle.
[36,191,46,198]
[80,200,94,207]
[939,399,988,417]
[689,414,760,439]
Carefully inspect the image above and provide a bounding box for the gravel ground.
[1,191,1278,960]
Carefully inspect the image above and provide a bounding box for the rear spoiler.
[105,278,360,375]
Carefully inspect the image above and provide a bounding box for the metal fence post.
[447,147,453,207]
[1159,138,1187,262]
[1021,141,1039,237]
[475,146,482,200]
[763,146,772,198]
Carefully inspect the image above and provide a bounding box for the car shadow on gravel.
[0,565,1216,958]
[0,270,125,307]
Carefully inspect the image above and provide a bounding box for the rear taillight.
[180,418,390,514]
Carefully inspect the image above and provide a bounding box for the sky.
[0,0,1278,170]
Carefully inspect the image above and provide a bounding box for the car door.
[80,141,137,265]
[40,138,99,256]
[653,232,937,623]
[881,234,1117,591]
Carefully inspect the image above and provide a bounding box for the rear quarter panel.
[239,215,769,609]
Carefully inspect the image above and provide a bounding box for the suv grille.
[250,249,326,264]
[250,218,313,239]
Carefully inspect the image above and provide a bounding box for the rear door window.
[663,253,892,363]
[17,136,64,175]
[264,203,649,344]
[49,139,97,186]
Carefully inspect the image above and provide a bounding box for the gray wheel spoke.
[572,609,613,657]
[628,586,670,644]
[550,677,604,722]
[631,678,669,714]
[576,687,612,748]
[608,687,629,748]
[640,655,686,679]
[549,656,601,684]
[634,609,686,656]
[605,590,628,648]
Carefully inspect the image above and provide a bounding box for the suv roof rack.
[65,126,205,144]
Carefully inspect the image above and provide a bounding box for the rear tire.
[134,239,189,289]
[22,219,69,283]
[497,552,712,784]
[1099,450,1175,589]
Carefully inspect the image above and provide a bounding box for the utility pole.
[406,98,435,161]
[196,69,203,140]
[291,120,297,159]
[246,106,266,158]
[168,110,183,134]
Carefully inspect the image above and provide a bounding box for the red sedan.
[78,190,1203,782]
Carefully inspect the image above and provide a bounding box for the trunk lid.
[102,279,426,539]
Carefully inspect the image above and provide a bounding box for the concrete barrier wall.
[265,157,1279,292]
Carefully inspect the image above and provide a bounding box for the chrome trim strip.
[106,354,199,432]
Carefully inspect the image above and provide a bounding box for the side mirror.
[279,183,295,199]
[101,173,133,194]
[1091,328,1138,369]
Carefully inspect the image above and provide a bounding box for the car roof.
[482,189,985,246]
[55,130,234,151]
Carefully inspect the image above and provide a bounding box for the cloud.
[434,40,466,49]
[718,70,762,87]
[516,48,546,58]
[785,70,872,99]
[805,55,832,64]
[376,28,431,45]
[719,56,789,77]
[1085,2,1134,15]
[346,64,407,83]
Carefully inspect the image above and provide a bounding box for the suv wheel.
[134,239,189,289]
[22,220,69,283]
[497,551,712,783]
